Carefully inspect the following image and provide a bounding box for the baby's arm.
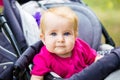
[31,75,43,80]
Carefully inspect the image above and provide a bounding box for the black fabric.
[17,0,31,4]
[3,0,28,53]
[11,0,22,30]
[14,41,43,80]
[0,31,15,53]
[0,17,17,80]
[15,41,43,70]
[0,62,14,80]
[0,47,17,80]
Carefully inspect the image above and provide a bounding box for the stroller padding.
[0,30,15,53]
[15,40,43,70]
[0,42,17,80]
[3,0,28,52]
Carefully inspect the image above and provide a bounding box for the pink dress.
[31,38,97,78]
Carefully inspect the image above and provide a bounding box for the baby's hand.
[94,54,104,62]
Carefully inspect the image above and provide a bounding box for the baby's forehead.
[44,12,62,19]
[43,12,71,24]
[43,12,58,21]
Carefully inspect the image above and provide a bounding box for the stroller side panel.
[15,41,43,70]
[3,0,28,52]
[0,46,17,80]
[0,30,15,53]
[0,17,17,80]
[2,0,116,80]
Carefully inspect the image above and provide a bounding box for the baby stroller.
[1,0,118,80]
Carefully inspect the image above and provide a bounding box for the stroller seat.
[2,0,116,80]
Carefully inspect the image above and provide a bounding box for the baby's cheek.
[67,42,75,51]
[46,46,53,52]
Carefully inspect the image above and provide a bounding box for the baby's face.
[41,13,76,58]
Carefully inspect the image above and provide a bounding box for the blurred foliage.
[83,0,120,47]
[84,0,120,10]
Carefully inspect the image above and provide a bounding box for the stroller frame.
[0,0,117,80]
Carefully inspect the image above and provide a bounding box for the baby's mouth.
[56,45,65,48]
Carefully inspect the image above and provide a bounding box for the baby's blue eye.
[50,32,57,36]
[64,32,71,36]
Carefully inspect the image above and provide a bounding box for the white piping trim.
[0,62,14,66]
[0,45,17,57]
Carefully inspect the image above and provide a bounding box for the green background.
[84,0,120,47]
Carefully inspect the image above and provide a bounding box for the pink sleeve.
[77,38,97,65]
[84,48,97,65]
[31,53,51,76]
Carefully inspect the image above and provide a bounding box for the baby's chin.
[54,51,72,58]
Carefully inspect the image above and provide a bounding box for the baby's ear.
[40,34,45,45]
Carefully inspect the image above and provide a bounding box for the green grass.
[83,0,120,47]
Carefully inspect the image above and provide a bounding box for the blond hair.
[40,6,78,36]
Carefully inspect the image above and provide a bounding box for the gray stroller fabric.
[0,45,17,80]
[0,30,15,53]
[3,0,28,52]
[0,30,17,80]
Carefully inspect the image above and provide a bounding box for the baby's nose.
[57,35,64,42]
